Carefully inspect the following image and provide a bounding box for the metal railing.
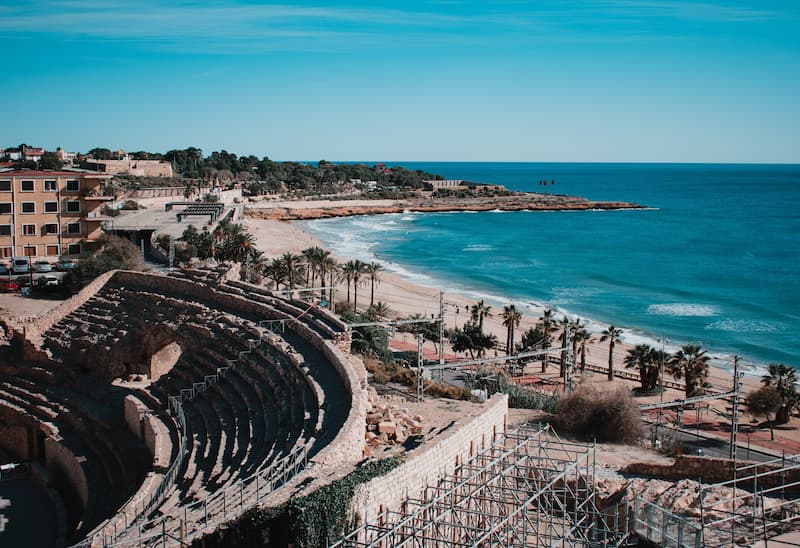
[105,443,310,547]
[631,496,702,547]
[71,394,188,548]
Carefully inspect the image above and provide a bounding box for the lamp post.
[655,337,670,448]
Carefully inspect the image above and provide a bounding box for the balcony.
[82,212,114,222]
[80,188,115,201]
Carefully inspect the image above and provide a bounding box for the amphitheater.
[0,267,370,547]
[1,266,798,548]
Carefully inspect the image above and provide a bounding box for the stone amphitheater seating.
[0,269,363,547]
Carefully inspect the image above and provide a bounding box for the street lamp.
[655,337,670,448]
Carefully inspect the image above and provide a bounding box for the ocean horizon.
[301,162,800,376]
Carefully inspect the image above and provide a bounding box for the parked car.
[0,264,8,276]
[0,279,20,293]
[11,257,30,274]
[36,275,60,288]
[56,260,77,271]
[34,261,53,273]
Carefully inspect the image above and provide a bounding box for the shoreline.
[241,212,800,453]
[245,194,646,221]
[244,214,757,383]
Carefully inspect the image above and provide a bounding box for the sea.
[300,163,800,375]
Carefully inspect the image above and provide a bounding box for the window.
[66,180,80,192]
[67,243,81,255]
[21,202,35,214]
[0,180,10,192]
[43,223,59,234]
[66,201,81,213]
[67,222,81,234]
[1,247,11,258]
[23,224,36,236]
[0,203,11,214]
[44,180,57,192]
[21,180,35,192]
[46,245,59,256]
[44,201,59,213]
[23,245,36,257]
[0,225,10,236]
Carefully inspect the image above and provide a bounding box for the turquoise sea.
[301,163,800,374]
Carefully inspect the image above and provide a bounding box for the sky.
[2,0,799,162]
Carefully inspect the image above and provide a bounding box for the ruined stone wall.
[45,436,89,516]
[622,455,800,489]
[19,270,117,355]
[123,395,145,440]
[0,422,32,461]
[350,394,509,524]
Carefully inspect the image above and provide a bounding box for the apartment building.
[0,170,113,260]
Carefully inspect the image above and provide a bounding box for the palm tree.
[366,262,384,307]
[668,344,710,397]
[225,230,256,263]
[366,301,391,321]
[301,247,319,287]
[762,363,799,424]
[317,251,334,299]
[537,306,557,373]
[624,344,659,392]
[470,300,493,333]
[280,252,303,290]
[324,256,338,306]
[351,260,368,311]
[264,258,287,290]
[599,325,623,381]
[574,329,594,372]
[501,304,522,355]
[341,260,356,304]
[569,318,586,362]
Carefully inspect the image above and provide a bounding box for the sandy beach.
[243,213,800,456]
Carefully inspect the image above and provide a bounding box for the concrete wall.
[350,393,508,524]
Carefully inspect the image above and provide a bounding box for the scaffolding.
[332,424,630,547]
[630,454,800,547]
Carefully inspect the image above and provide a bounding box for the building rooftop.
[0,169,109,177]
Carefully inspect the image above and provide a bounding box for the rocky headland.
[245,193,645,221]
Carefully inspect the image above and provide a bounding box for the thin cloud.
[1,0,792,54]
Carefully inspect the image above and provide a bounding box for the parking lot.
[0,269,69,292]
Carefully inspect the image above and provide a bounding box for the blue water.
[301,163,800,372]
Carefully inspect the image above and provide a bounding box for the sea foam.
[647,303,719,317]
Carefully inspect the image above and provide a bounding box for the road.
[646,419,781,463]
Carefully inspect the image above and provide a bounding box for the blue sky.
[3,1,799,162]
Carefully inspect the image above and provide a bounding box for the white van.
[12,257,30,274]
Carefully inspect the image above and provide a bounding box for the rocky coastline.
[246,193,645,221]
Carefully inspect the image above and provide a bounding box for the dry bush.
[362,357,470,401]
[425,381,471,400]
[553,386,643,444]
